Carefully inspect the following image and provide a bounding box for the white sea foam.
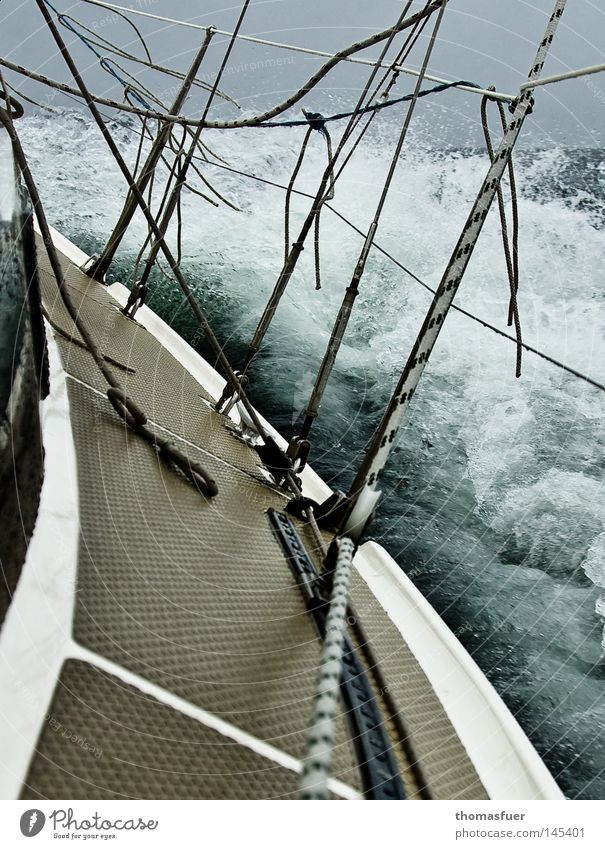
[16,111,605,794]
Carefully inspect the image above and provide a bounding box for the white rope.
[520,62,605,90]
[299,536,356,801]
[81,0,514,102]
[346,0,569,513]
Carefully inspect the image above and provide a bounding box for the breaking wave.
[17,110,605,798]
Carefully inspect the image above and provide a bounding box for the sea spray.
[18,110,605,798]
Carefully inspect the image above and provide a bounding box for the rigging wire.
[221,0,434,393]
[0,73,219,498]
[24,72,597,402]
[0,58,482,129]
[134,1,253,291]
[8,71,601,397]
[520,61,605,90]
[53,8,239,107]
[305,12,434,294]
[0,80,58,114]
[481,91,523,378]
[42,0,242,228]
[259,79,482,128]
[37,1,448,130]
[82,0,153,63]
[284,126,313,266]
[343,0,570,539]
[282,115,334,289]
[294,0,450,454]
[328,11,436,188]
[32,0,274,454]
[205,158,605,396]
[283,13,429,293]
[7,2,601,400]
[42,0,153,109]
[79,0,515,103]
[91,27,220,279]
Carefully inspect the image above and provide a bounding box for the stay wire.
[87,88,604,399]
[481,91,523,377]
[233,1,434,378]
[34,0,274,451]
[297,0,450,445]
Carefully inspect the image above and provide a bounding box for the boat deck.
[17,237,487,800]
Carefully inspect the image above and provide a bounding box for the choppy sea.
[18,110,605,799]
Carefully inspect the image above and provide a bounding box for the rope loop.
[0,91,24,119]
[106,386,148,427]
[159,440,218,497]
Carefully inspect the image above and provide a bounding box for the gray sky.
[1,1,604,145]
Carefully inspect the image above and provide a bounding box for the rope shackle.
[121,281,149,319]
[286,436,311,473]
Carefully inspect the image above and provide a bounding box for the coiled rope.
[299,536,356,800]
